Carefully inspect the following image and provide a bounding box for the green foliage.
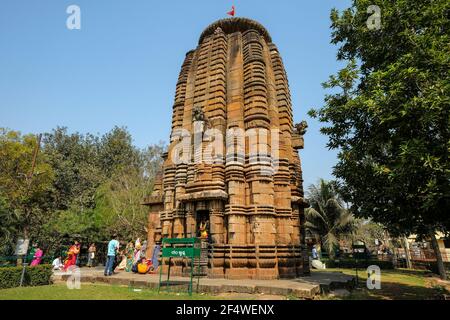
[0,266,21,289]
[42,127,164,245]
[0,265,53,289]
[95,169,151,241]
[351,220,387,252]
[0,129,55,249]
[43,127,108,211]
[0,194,18,255]
[0,126,165,254]
[308,0,450,237]
[26,264,54,287]
[49,208,104,241]
[305,179,356,259]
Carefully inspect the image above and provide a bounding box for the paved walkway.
[53,267,354,299]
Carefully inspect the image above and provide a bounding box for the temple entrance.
[194,210,210,276]
[195,210,210,241]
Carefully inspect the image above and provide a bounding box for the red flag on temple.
[227,5,235,17]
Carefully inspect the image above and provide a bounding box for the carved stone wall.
[144,17,309,279]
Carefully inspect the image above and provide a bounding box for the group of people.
[104,235,158,276]
[23,236,159,276]
[56,241,97,271]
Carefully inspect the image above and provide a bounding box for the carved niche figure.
[193,106,205,122]
[295,120,308,136]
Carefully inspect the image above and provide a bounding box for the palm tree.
[305,179,356,260]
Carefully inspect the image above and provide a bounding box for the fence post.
[19,263,28,287]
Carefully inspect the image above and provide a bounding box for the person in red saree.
[30,247,43,266]
[63,241,80,271]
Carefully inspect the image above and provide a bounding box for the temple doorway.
[194,210,210,276]
[195,210,210,240]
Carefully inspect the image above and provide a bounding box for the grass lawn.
[0,283,221,300]
[2,269,448,300]
[317,268,450,300]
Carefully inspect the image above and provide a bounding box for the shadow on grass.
[348,271,444,300]
[314,268,448,300]
[346,281,442,300]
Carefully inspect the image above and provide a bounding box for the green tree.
[94,143,165,241]
[1,126,165,254]
[0,193,18,255]
[309,0,450,278]
[305,179,356,259]
[43,127,103,211]
[0,129,54,245]
[98,126,141,176]
[350,220,388,253]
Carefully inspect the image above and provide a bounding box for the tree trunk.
[402,237,413,269]
[429,230,447,280]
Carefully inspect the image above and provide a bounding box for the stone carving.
[144,18,309,280]
[192,106,205,122]
[295,120,308,136]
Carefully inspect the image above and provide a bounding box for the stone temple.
[145,17,309,279]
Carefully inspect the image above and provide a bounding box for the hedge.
[321,258,394,270]
[0,264,53,289]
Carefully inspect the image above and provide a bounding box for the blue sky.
[0,0,350,188]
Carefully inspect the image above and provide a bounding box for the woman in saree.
[30,246,43,266]
[63,241,80,271]
[125,241,134,272]
[140,240,148,259]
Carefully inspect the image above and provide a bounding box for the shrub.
[26,264,54,286]
[0,264,53,289]
[0,266,22,289]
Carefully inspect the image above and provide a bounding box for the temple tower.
[144,18,309,279]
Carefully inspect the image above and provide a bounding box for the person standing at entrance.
[104,235,119,276]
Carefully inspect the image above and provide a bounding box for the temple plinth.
[144,17,309,279]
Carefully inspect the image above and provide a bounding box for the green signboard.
[158,238,203,296]
[162,247,200,258]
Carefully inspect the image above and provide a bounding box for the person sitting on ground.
[30,246,43,266]
[137,258,153,274]
[52,256,64,270]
